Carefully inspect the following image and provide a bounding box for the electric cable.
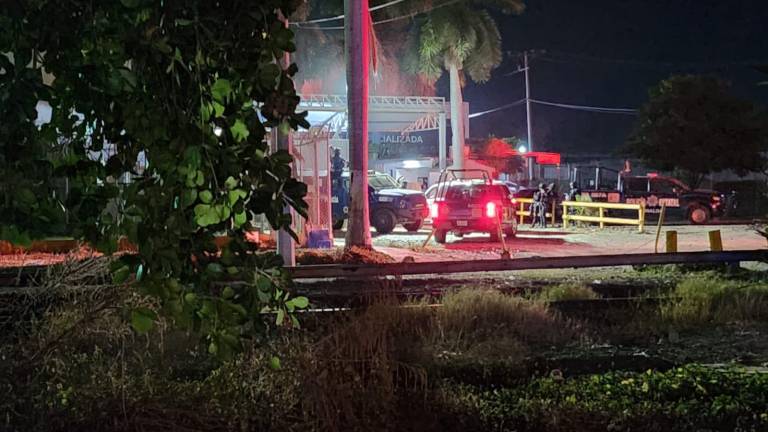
[531,99,638,114]
[468,99,526,118]
[295,0,464,30]
[292,0,408,25]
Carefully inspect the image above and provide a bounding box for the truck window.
[624,177,648,193]
[651,179,678,194]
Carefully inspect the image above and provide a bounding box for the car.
[429,181,518,244]
[332,171,428,234]
[425,179,516,209]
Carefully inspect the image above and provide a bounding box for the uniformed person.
[565,181,580,215]
[531,183,548,228]
[331,147,345,188]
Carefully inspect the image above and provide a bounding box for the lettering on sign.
[379,135,424,144]
[626,195,680,208]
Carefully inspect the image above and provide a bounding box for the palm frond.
[464,10,502,83]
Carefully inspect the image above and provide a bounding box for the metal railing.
[514,198,557,226]
[298,94,447,112]
[562,200,646,232]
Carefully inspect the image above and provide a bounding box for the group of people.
[530,181,580,228]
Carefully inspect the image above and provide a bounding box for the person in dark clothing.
[331,147,345,188]
[531,183,548,228]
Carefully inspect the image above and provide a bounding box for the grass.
[7,267,768,431]
[661,273,768,327]
[534,283,600,302]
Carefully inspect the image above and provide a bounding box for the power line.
[292,0,409,25]
[468,98,638,119]
[531,99,638,114]
[295,0,464,31]
[468,99,526,118]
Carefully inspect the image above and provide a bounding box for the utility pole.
[276,13,295,265]
[344,0,372,248]
[524,51,534,182]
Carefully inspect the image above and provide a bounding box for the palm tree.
[404,0,525,169]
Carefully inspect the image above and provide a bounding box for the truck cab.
[331,171,428,234]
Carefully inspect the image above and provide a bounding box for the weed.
[535,283,599,302]
[662,274,768,327]
[439,364,768,432]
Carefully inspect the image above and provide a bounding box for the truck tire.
[687,204,711,225]
[332,219,344,230]
[403,219,423,232]
[434,229,447,244]
[372,209,397,234]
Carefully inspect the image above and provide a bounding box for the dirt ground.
[330,223,768,262]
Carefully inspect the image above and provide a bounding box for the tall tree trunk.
[344,0,372,248]
[449,62,465,170]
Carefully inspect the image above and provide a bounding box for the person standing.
[331,147,346,189]
[531,183,547,228]
[564,181,580,216]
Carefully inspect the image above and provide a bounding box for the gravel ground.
[332,223,767,262]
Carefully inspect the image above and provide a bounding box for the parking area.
[333,224,767,262]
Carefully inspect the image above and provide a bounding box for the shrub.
[439,364,768,432]
[662,274,768,326]
[535,284,600,302]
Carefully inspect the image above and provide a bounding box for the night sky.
[450,0,768,155]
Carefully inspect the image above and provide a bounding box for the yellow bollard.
[709,230,723,252]
[666,230,678,253]
[551,201,557,226]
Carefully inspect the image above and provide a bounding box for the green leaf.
[199,190,213,204]
[269,356,281,370]
[113,265,131,284]
[120,0,142,8]
[212,101,225,118]
[230,119,250,142]
[234,211,247,228]
[224,176,238,190]
[130,307,157,334]
[289,296,309,309]
[206,262,224,275]
[275,309,285,326]
[228,189,246,206]
[181,189,198,207]
[222,286,235,299]
[211,78,232,102]
[195,170,205,187]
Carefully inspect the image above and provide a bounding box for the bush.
[662,274,768,326]
[535,284,599,302]
[439,364,768,432]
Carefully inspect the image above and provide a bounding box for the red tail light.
[485,202,497,218]
[429,203,440,219]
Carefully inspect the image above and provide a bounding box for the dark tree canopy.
[625,75,768,188]
[1,0,310,356]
